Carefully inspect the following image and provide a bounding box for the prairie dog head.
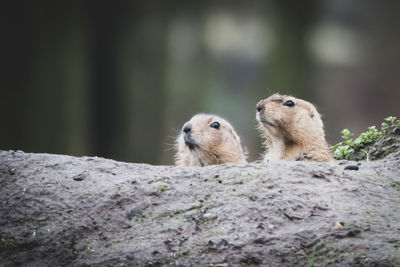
[175,114,247,166]
[256,94,325,145]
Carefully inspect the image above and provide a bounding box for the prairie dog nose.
[256,100,264,112]
[183,123,192,133]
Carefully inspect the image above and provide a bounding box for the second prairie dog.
[256,94,333,162]
[175,114,247,166]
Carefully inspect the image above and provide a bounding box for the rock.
[344,165,359,171]
[0,150,399,266]
[203,213,218,220]
[72,173,88,181]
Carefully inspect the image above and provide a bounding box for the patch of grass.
[304,243,318,267]
[332,116,399,160]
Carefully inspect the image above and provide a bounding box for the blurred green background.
[2,1,400,165]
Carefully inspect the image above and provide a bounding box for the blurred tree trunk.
[3,1,88,155]
[117,8,169,164]
[85,1,124,160]
[0,2,35,151]
[32,1,88,155]
[86,2,169,164]
[268,0,317,99]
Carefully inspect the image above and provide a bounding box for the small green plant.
[85,245,95,254]
[360,149,370,162]
[156,184,168,192]
[385,116,397,124]
[341,128,353,140]
[304,243,318,267]
[383,116,398,132]
[332,116,399,160]
[332,144,354,160]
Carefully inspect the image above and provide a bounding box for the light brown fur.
[256,94,333,162]
[175,114,247,166]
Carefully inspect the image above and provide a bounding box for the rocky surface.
[1,150,400,266]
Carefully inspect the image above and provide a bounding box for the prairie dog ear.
[309,109,315,118]
[309,107,324,129]
[306,102,321,120]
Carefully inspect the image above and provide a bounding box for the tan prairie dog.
[256,94,333,162]
[175,114,247,166]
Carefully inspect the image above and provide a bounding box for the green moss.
[155,204,203,220]
[85,245,95,254]
[2,237,17,248]
[392,258,400,267]
[210,231,225,237]
[156,184,168,192]
[364,210,376,218]
[391,182,400,191]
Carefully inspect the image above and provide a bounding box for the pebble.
[344,165,359,171]
[203,213,218,220]
[311,171,326,178]
[73,173,87,181]
[334,222,344,229]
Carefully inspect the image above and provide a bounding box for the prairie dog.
[256,94,333,162]
[175,114,247,166]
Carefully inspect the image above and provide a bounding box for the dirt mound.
[1,150,400,266]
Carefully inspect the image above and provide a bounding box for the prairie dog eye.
[210,121,220,129]
[283,100,295,107]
